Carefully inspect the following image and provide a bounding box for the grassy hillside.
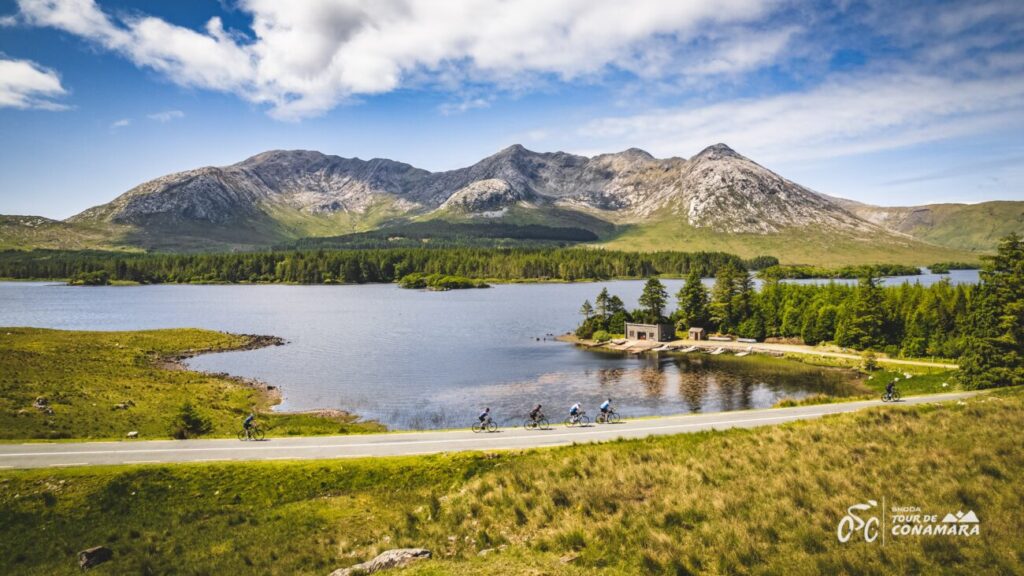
[0,216,130,251]
[0,328,381,440]
[0,388,1020,574]
[599,217,981,266]
[888,201,1024,253]
[0,201,992,265]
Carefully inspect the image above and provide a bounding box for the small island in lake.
[398,272,490,290]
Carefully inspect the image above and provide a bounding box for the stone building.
[625,322,674,342]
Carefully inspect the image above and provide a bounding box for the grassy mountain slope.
[599,215,980,266]
[0,216,129,252]
[830,199,1024,253]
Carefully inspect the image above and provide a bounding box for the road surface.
[0,392,975,470]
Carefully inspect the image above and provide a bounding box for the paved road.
[0,392,975,470]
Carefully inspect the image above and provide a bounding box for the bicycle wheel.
[578,415,590,426]
[486,421,498,433]
[252,428,265,441]
[523,418,536,430]
[609,412,622,424]
[564,416,575,427]
[893,391,901,401]
[472,422,483,433]
[237,429,247,441]
[537,417,549,430]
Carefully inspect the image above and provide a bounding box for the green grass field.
[0,388,1020,574]
[598,218,981,266]
[0,328,382,440]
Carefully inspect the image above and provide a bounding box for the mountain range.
[2,143,1019,265]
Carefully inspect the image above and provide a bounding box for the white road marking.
[0,412,843,458]
[0,393,976,469]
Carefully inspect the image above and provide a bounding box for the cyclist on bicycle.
[529,404,543,422]
[243,412,255,434]
[886,379,897,397]
[478,407,492,425]
[600,398,612,416]
[569,402,581,422]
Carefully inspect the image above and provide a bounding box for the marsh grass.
[1,389,1021,574]
[0,328,382,440]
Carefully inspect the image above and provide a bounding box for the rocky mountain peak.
[67,142,880,239]
[692,143,743,161]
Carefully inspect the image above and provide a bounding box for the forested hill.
[0,248,772,285]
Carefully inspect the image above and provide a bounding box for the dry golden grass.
[2,390,1021,574]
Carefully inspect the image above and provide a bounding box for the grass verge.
[0,328,382,441]
[1,389,1021,574]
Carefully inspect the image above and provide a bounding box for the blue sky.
[1,0,1023,219]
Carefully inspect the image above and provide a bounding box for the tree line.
[576,235,1024,390]
[0,248,773,285]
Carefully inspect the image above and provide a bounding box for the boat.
[679,345,698,353]
[737,338,758,343]
[709,347,726,355]
[735,346,753,357]
[611,338,628,345]
[709,336,732,342]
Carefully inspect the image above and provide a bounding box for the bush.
[69,270,110,286]
[861,351,879,372]
[170,402,213,439]
[592,330,611,343]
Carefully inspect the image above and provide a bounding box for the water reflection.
[0,281,870,430]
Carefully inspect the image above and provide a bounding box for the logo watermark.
[838,499,980,544]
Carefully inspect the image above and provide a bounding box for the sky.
[0,0,1023,219]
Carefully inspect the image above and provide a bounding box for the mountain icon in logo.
[958,510,979,523]
[943,510,979,523]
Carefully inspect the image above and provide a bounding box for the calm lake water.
[0,269,977,429]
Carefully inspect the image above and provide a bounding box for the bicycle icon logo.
[837,500,880,543]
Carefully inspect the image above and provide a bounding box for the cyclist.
[529,404,544,422]
[885,379,898,399]
[478,407,492,425]
[240,409,254,436]
[569,402,581,423]
[599,398,612,417]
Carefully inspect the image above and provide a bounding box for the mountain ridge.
[4,143,1019,263]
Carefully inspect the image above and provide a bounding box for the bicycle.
[564,411,590,427]
[472,418,498,433]
[237,424,265,441]
[882,388,901,402]
[596,409,621,424]
[523,414,550,430]
[837,500,880,543]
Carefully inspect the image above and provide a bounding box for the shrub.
[592,330,611,343]
[170,402,213,439]
[861,351,879,372]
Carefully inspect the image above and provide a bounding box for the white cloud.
[0,57,68,110]
[147,109,184,122]
[438,97,490,116]
[109,118,129,128]
[0,14,18,26]
[577,73,1024,163]
[16,0,777,120]
[687,26,800,76]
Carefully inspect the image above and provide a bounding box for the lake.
[0,270,976,429]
